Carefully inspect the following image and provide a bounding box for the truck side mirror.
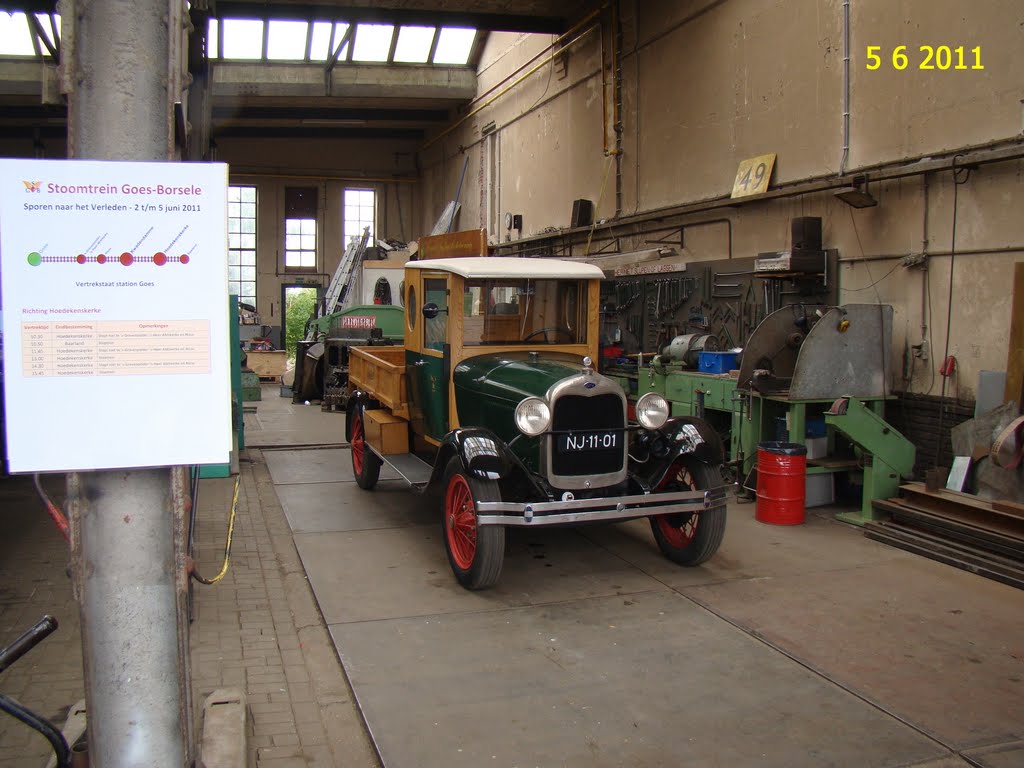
[422,302,448,319]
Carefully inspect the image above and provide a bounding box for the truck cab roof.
[404,257,604,281]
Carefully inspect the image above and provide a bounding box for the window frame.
[343,188,376,247]
[227,185,258,308]
[284,217,318,272]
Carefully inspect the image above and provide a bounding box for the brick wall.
[886,392,975,479]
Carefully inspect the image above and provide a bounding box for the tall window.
[228,185,257,307]
[285,186,318,270]
[344,189,375,245]
[284,219,316,269]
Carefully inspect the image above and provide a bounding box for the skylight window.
[331,22,351,60]
[0,12,37,57]
[433,27,475,65]
[208,18,219,58]
[34,13,57,49]
[221,18,263,60]
[309,21,332,60]
[266,20,308,60]
[394,26,435,64]
[204,15,475,66]
[352,23,394,63]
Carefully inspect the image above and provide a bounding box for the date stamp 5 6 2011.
[866,45,984,71]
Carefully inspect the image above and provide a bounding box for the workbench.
[635,303,916,524]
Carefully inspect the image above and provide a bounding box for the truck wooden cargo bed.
[348,346,409,419]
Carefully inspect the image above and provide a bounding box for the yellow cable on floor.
[191,475,241,586]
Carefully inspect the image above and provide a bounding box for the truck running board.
[379,452,433,490]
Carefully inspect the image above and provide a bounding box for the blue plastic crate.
[806,418,827,438]
[698,351,738,374]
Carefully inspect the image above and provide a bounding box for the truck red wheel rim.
[445,474,477,570]
[655,512,698,548]
[655,463,698,547]
[351,412,365,475]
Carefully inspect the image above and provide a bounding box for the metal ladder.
[320,226,370,318]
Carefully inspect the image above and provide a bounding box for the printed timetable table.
[22,320,211,377]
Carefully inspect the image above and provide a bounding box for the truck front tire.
[442,458,505,590]
[350,406,382,490]
[650,462,726,566]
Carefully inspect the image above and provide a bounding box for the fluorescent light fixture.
[299,119,367,126]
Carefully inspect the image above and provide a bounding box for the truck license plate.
[557,432,618,452]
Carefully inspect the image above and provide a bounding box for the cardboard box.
[805,437,827,460]
[805,474,835,508]
[364,409,409,455]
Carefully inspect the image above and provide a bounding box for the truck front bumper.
[474,486,728,527]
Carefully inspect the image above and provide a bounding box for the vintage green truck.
[346,256,728,589]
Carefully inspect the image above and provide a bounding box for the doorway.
[282,283,321,360]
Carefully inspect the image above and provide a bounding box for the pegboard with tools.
[601,250,838,365]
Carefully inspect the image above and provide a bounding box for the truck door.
[407,274,450,442]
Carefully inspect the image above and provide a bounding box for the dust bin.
[755,441,807,525]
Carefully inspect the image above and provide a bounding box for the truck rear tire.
[649,462,726,566]
[350,406,382,490]
[442,458,505,590]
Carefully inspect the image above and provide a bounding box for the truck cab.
[347,257,728,589]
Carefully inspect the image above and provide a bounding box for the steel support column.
[66,0,188,765]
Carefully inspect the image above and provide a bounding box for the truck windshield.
[462,279,587,346]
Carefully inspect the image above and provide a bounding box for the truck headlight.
[515,397,551,436]
[635,392,670,430]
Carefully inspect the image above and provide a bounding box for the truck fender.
[428,428,550,499]
[634,417,725,490]
[665,416,725,465]
[431,428,509,485]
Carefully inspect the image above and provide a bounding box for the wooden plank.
[899,483,1024,526]
[992,500,1024,520]
[348,345,409,419]
[1004,261,1024,407]
[417,228,487,260]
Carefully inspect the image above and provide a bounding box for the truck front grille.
[550,393,625,477]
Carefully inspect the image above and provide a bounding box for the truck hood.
[453,351,587,405]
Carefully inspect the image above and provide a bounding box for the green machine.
[639,304,915,524]
[293,304,405,408]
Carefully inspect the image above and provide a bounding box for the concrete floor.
[261,405,1024,768]
[2,386,1022,767]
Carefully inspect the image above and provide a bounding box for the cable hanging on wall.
[934,154,972,467]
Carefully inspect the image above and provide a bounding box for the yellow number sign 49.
[731,153,776,199]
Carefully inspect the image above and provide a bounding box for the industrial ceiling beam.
[212,105,450,121]
[212,125,425,139]
[213,60,476,100]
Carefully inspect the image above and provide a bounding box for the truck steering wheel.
[522,326,573,343]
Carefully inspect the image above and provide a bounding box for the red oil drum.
[755,442,807,525]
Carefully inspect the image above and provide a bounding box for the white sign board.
[0,159,231,472]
